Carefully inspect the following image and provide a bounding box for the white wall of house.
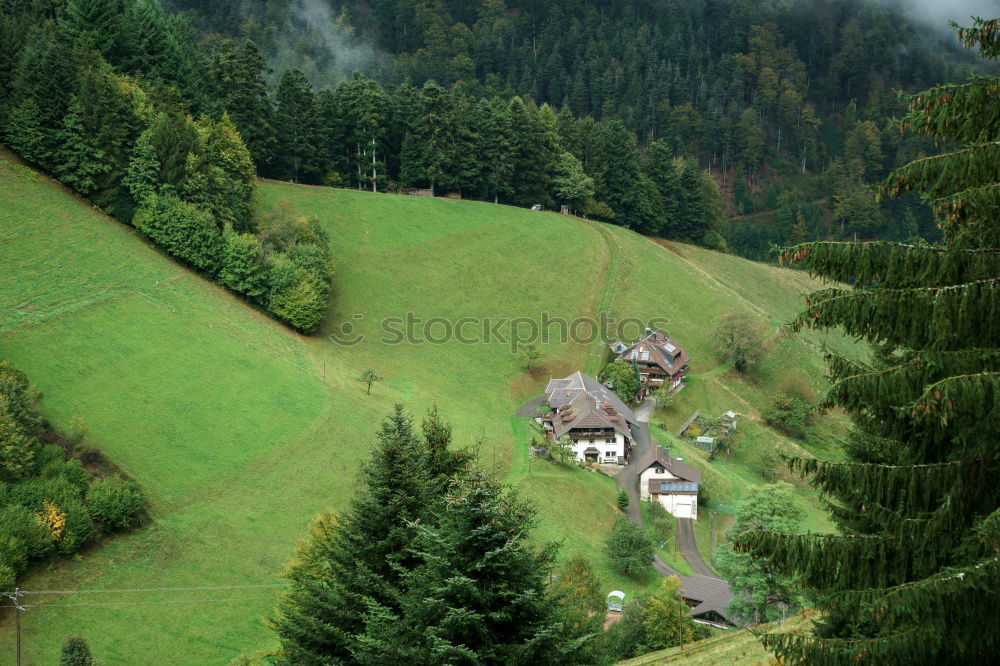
[569,431,628,463]
[654,492,698,519]
[639,465,679,500]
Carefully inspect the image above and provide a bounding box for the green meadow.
[2,153,852,663]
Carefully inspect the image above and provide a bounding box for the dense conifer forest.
[164,0,989,256]
[3,0,990,274]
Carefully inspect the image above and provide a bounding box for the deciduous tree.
[605,514,653,576]
[710,311,766,373]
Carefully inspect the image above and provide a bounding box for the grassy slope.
[1,154,851,663]
[616,612,815,665]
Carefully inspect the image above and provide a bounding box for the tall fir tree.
[5,25,74,171]
[55,95,111,195]
[480,96,515,204]
[206,39,275,171]
[338,72,389,192]
[735,18,1000,665]
[399,80,451,193]
[273,69,318,184]
[270,405,438,664]
[357,468,599,665]
[58,0,125,65]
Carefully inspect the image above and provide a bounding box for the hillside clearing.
[1,155,851,662]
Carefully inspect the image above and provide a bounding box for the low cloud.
[891,0,999,30]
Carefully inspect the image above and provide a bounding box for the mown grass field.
[2,153,851,663]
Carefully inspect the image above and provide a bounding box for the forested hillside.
[165,0,987,257]
[3,1,983,271]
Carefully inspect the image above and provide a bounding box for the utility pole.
[7,587,25,666]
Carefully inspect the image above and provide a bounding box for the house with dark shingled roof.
[609,328,690,399]
[541,371,637,464]
[637,444,702,518]
[680,574,737,628]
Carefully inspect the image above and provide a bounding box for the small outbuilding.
[606,590,626,613]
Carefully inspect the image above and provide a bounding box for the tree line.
[175,0,976,255]
[255,69,727,245]
[1,0,333,333]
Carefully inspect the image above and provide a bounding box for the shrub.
[87,477,147,531]
[219,229,267,298]
[8,476,83,509]
[603,598,650,660]
[268,273,328,333]
[133,194,223,275]
[56,497,95,554]
[0,561,14,592]
[605,514,653,576]
[60,635,93,666]
[56,459,90,495]
[764,393,811,438]
[0,504,54,559]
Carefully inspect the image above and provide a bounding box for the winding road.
[613,396,719,579]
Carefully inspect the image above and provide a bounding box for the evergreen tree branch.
[876,141,1000,201]
[794,279,1000,350]
[781,241,1000,288]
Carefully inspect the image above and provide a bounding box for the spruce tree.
[358,468,599,665]
[273,69,318,184]
[399,80,450,194]
[5,25,73,171]
[338,72,389,192]
[480,97,515,204]
[207,39,275,171]
[55,96,110,194]
[735,18,1000,665]
[270,405,437,664]
[58,0,125,64]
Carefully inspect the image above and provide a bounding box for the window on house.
[589,438,595,443]
[606,451,616,458]
[655,467,664,474]
[605,438,615,443]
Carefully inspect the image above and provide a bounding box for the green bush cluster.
[763,392,813,439]
[0,361,147,589]
[87,477,147,532]
[0,11,334,336]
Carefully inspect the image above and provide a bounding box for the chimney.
[644,327,652,338]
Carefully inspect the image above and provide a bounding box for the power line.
[20,596,277,609]
[19,583,286,595]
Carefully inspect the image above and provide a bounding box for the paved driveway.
[514,395,547,417]
[613,396,719,579]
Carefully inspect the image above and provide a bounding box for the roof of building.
[680,575,734,623]
[615,329,691,378]
[544,372,638,439]
[635,444,702,484]
[650,480,699,493]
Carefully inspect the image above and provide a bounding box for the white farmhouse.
[637,444,702,519]
[540,372,637,464]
